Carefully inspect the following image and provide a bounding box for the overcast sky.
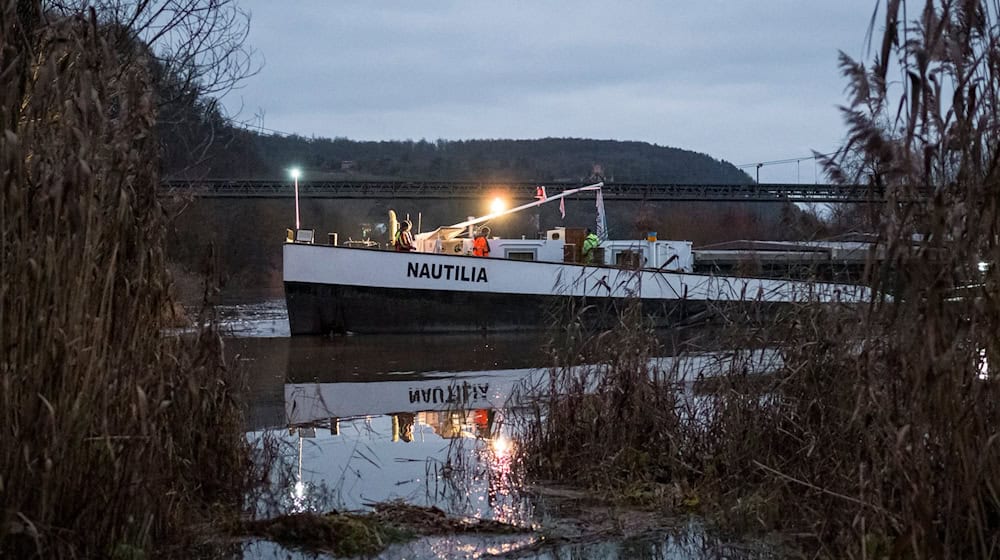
[223,1,880,183]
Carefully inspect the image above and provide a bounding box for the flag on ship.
[559,197,566,219]
[595,188,608,240]
[535,186,547,200]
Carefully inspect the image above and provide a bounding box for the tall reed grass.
[518,298,686,492]
[1,5,253,557]
[517,3,1000,557]
[519,258,998,557]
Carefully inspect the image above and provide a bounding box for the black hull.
[282,281,767,335]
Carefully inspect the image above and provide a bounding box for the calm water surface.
[228,299,781,559]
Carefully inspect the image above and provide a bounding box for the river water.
[226,299,781,559]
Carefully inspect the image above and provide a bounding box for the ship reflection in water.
[235,321,783,559]
[237,332,547,526]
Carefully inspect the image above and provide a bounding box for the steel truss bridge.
[160,179,895,203]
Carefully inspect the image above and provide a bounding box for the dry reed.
[516,3,1000,557]
[1,4,253,557]
[518,298,688,493]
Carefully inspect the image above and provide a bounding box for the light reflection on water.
[268,403,533,525]
[232,299,781,559]
[234,322,548,557]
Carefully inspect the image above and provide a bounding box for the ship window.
[506,250,536,261]
[615,250,641,269]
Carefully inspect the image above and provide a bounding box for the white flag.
[595,188,607,240]
[559,197,566,219]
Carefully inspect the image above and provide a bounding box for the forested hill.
[166,129,753,184]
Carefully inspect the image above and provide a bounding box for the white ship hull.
[283,243,867,335]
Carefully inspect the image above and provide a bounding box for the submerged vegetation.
[517,2,1000,558]
[0,1,260,557]
[243,502,527,557]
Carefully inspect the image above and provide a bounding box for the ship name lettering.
[407,382,491,404]
[406,262,488,283]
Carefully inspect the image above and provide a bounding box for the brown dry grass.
[516,3,1000,557]
[519,241,999,559]
[516,300,687,491]
[1,5,255,557]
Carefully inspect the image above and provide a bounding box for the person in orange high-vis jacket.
[472,230,491,257]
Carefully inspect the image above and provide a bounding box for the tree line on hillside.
[158,97,752,184]
[239,135,753,184]
[164,128,754,185]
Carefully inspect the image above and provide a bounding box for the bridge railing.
[159,179,915,203]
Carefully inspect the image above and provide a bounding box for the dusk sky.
[222,1,880,183]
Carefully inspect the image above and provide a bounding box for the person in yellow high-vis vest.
[582,228,600,264]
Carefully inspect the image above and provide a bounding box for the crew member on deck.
[472,228,491,257]
[582,228,600,264]
[395,220,416,252]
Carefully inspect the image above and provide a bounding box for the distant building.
[340,160,356,171]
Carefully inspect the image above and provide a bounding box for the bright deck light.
[490,197,506,215]
[290,168,302,230]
